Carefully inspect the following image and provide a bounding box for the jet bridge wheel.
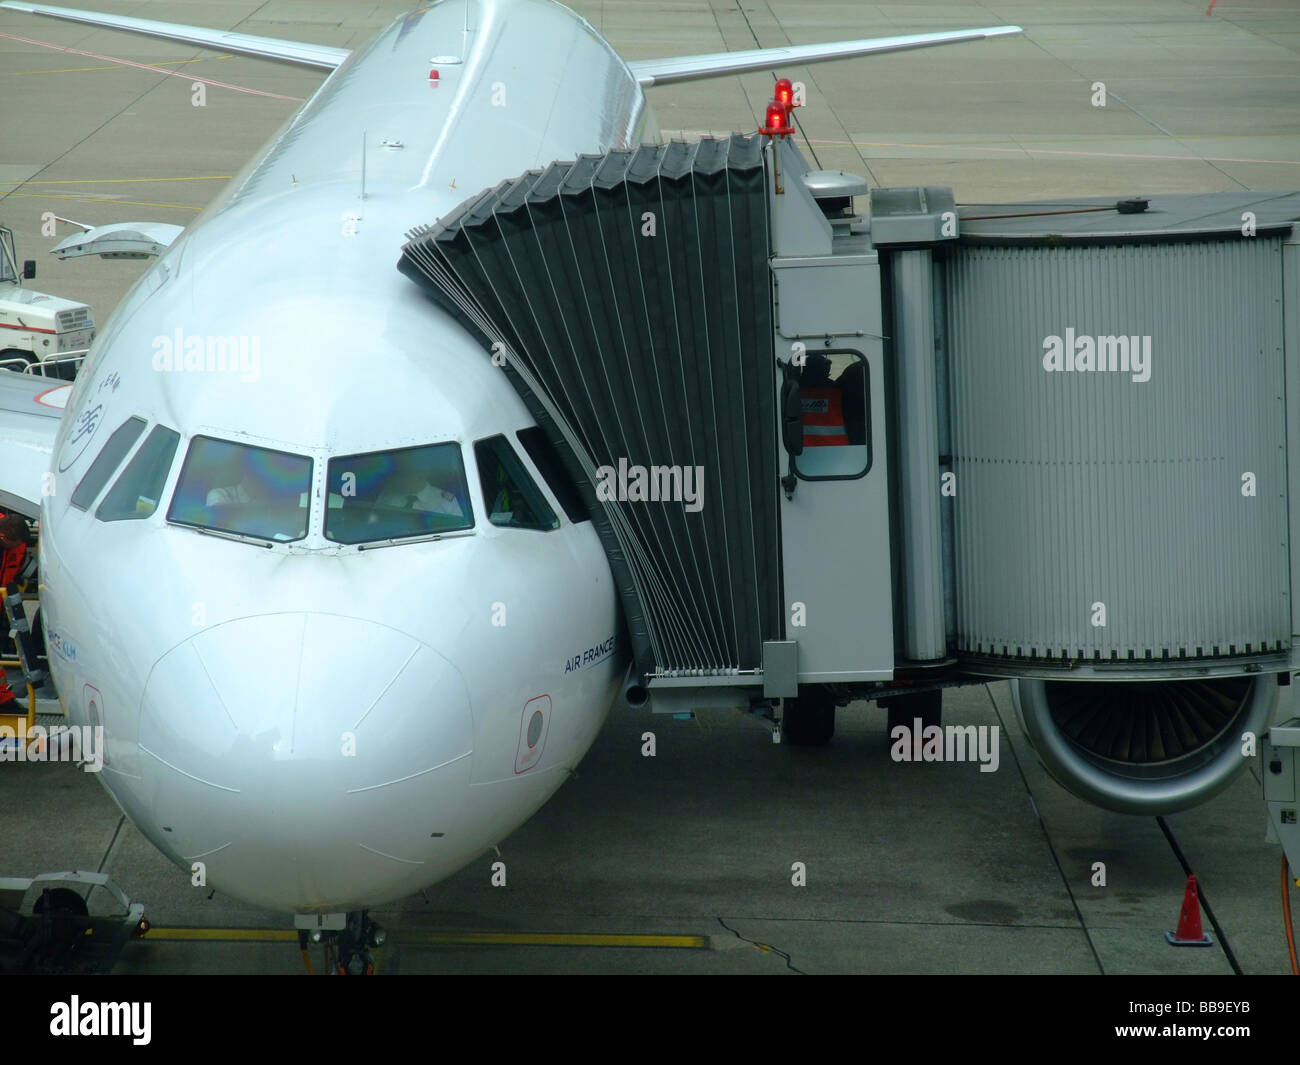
[782,692,835,746]
[880,690,942,736]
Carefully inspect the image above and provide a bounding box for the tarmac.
[2,0,1299,975]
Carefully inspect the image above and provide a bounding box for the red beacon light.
[774,77,795,108]
[760,100,793,137]
[428,68,440,83]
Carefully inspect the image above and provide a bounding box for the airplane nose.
[138,612,474,911]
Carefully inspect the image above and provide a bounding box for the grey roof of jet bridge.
[951,190,1300,244]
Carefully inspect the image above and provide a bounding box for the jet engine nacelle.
[1012,674,1278,815]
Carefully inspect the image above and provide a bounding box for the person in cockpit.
[204,450,269,507]
[206,480,256,506]
[375,459,465,517]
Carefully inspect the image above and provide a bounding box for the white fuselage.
[38,0,648,913]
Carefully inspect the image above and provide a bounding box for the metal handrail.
[0,348,89,376]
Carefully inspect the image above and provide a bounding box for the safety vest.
[0,542,25,589]
[801,387,849,447]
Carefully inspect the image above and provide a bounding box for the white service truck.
[0,224,93,378]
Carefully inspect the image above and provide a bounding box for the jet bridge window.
[96,424,181,522]
[70,416,146,510]
[323,442,473,545]
[794,351,871,479]
[475,435,559,531]
[167,436,312,543]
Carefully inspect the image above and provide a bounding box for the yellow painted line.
[143,927,709,949]
[146,928,298,942]
[400,931,708,949]
[7,56,228,75]
[7,176,232,185]
[1,192,202,211]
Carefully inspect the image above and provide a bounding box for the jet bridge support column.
[890,249,946,661]
[870,187,960,663]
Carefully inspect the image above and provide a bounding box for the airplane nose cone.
[138,613,474,910]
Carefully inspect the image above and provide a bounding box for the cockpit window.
[70,416,146,510]
[167,435,312,542]
[323,442,473,545]
[474,435,559,531]
[516,426,589,523]
[517,423,590,525]
[96,424,181,522]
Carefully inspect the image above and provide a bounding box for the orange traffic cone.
[1166,873,1213,946]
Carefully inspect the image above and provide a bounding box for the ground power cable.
[1155,815,1242,975]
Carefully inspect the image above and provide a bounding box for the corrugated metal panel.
[1286,240,1300,644]
[399,137,781,678]
[946,238,1290,662]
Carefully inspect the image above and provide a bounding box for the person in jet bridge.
[0,512,29,656]
[0,513,28,589]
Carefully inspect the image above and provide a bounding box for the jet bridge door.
[774,254,894,682]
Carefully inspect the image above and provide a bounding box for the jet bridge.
[400,137,788,691]
[401,132,1300,814]
[400,135,897,706]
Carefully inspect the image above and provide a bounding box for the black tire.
[30,888,89,960]
[782,693,835,746]
[33,888,88,918]
[0,348,33,372]
[883,689,942,735]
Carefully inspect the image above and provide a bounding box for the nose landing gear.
[297,911,386,975]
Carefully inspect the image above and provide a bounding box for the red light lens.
[764,101,790,134]
[774,78,793,106]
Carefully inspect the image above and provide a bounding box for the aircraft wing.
[628,25,1022,87]
[0,2,350,69]
[0,371,70,518]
